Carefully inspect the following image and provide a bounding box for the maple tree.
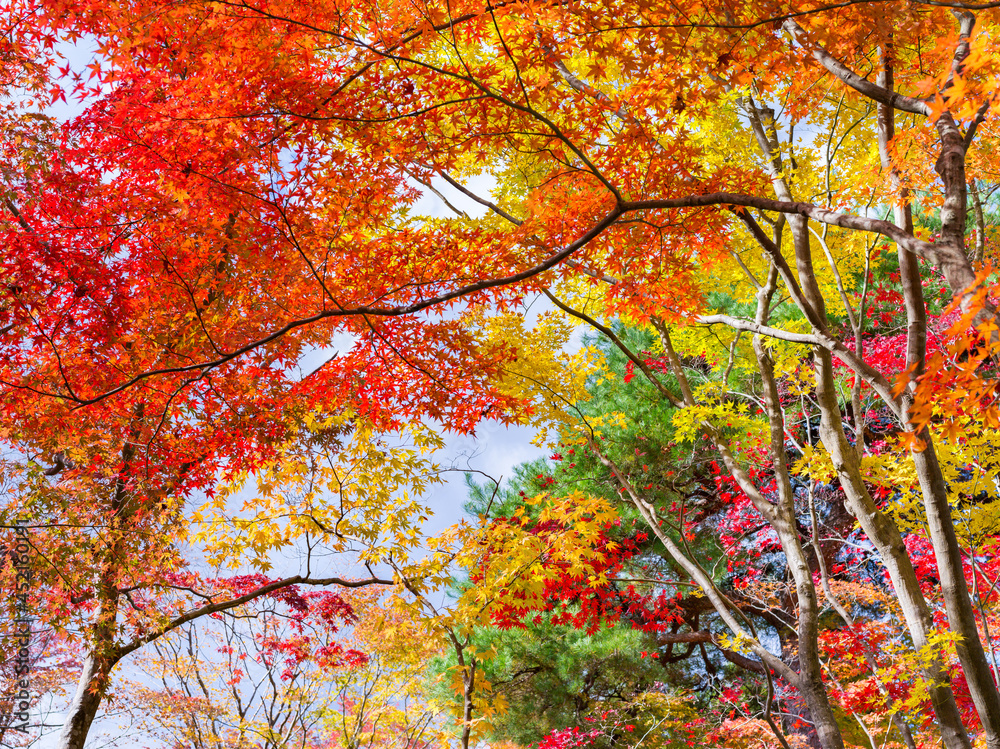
[0,414,448,748]
[441,328,988,747]
[120,585,453,749]
[124,584,366,749]
[317,589,454,749]
[4,0,1000,747]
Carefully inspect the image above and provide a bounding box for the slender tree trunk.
[750,276,845,749]
[735,74,977,749]
[780,181,972,749]
[807,481,919,749]
[969,179,986,263]
[910,431,1000,749]
[931,83,1000,744]
[880,44,1000,749]
[58,437,137,749]
[57,613,121,749]
[658,259,846,749]
[596,438,802,688]
[58,657,114,749]
[461,659,474,749]
[812,351,973,749]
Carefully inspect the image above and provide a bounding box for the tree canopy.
[5,0,1000,748]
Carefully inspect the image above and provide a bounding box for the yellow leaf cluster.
[192,414,443,571]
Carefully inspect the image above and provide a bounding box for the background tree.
[123,585,370,749]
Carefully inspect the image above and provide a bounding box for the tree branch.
[117,574,392,659]
[782,20,931,116]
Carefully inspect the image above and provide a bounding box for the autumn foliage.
[6,0,1000,748]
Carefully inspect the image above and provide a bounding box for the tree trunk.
[663,266,846,749]
[880,46,1000,749]
[969,179,986,263]
[57,562,122,749]
[910,434,1000,749]
[752,316,845,749]
[744,73,976,746]
[57,649,119,749]
[58,438,137,749]
[812,351,972,749]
